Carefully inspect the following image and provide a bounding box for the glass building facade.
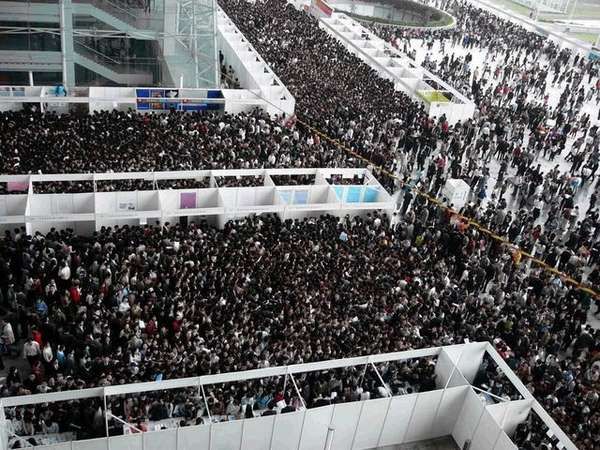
[0,0,219,88]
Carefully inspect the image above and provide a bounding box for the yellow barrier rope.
[220,71,599,298]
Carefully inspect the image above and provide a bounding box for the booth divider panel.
[237,188,258,207]
[211,419,243,450]
[470,408,503,450]
[494,430,517,450]
[54,195,75,214]
[452,388,485,448]
[329,402,363,450]
[352,397,391,450]
[298,405,335,450]
[72,437,109,450]
[73,193,94,213]
[142,428,177,450]
[116,191,139,212]
[178,423,211,450]
[34,444,72,450]
[240,414,276,450]
[0,197,8,216]
[433,386,470,438]
[270,409,305,450]
[434,349,455,388]
[440,345,464,366]
[404,390,444,443]
[0,194,27,216]
[455,343,487,383]
[29,195,56,216]
[446,368,470,388]
[378,393,418,447]
[486,402,509,427]
[108,433,143,450]
[500,400,532,436]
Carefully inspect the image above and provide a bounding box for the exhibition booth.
[318,12,475,124]
[0,168,394,235]
[0,343,576,450]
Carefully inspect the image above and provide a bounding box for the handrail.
[73,41,155,76]
[74,40,122,66]
[72,0,140,26]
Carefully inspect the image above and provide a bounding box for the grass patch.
[568,32,598,44]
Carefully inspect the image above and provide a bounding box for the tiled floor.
[404,36,600,333]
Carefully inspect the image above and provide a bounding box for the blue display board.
[293,190,309,204]
[364,187,379,202]
[136,89,224,111]
[333,186,343,201]
[345,187,362,203]
[278,191,292,204]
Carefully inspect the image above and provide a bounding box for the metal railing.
[74,40,122,66]
[73,0,140,26]
[73,41,156,76]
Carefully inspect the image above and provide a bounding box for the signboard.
[6,181,28,192]
[136,89,179,111]
[180,192,197,209]
[136,89,224,112]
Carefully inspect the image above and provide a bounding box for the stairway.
[71,0,163,40]
[73,42,153,85]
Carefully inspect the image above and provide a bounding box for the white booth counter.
[442,178,471,211]
[0,342,576,450]
[318,12,476,124]
[216,7,296,117]
[0,85,283,117]
[0,168,394,235]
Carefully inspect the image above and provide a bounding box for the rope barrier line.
[220,71,600,298]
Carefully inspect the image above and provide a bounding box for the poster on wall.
[136,88,179,111]
[117,191,137,211]
[118,202,136,211]
[6,181,28,192]
[136,89,224,112]
[293,190,309,205]
[180,192,197,209]
[364,187,379,203]
[345,187,362,203]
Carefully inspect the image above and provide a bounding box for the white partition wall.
[0,169,394,236]
[318,13,475,124]
[0,194,28,235]
[0,85,286,118]
[0,343,577,450]
[216,7,295,117]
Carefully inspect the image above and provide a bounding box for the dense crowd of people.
[0,109,342,176]
[1,0,600,448]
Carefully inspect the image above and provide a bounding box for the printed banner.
[180,192,196,209]
[6,181,28,192]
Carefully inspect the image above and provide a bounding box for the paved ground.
[401,36,600,329]
[408,35,599,205]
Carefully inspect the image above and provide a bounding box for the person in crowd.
[1,0,600,447]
